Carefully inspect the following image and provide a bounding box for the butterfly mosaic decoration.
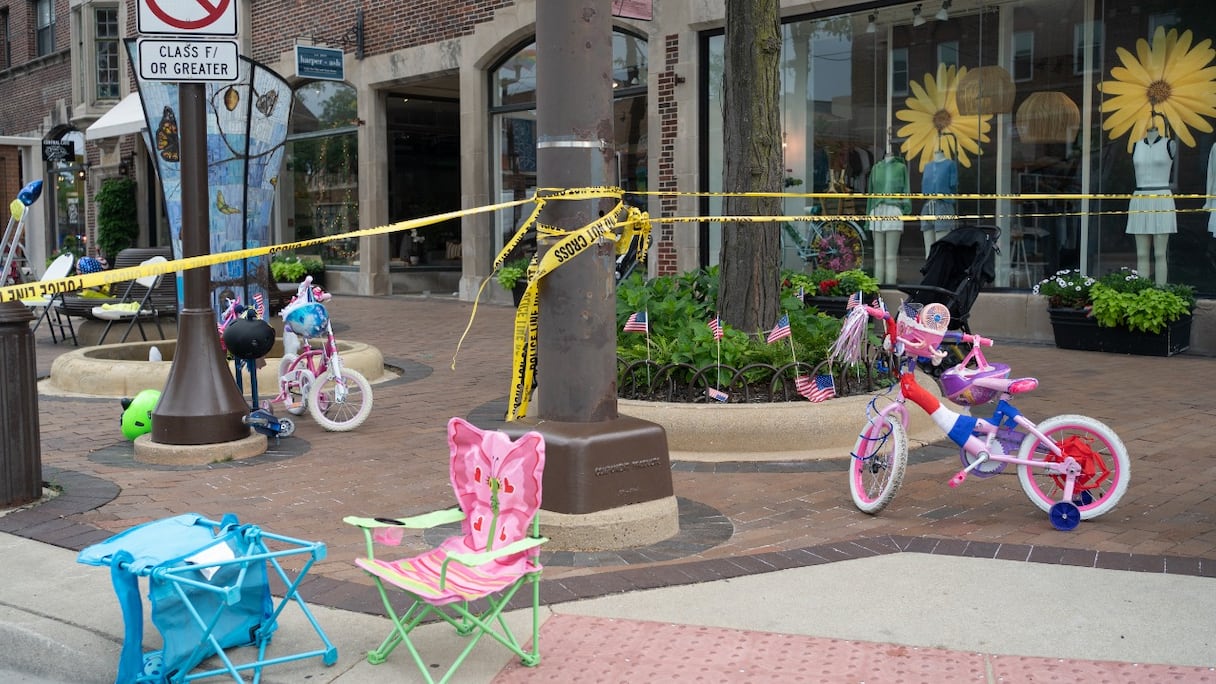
[215,190,240,215]
[255,90,279,117]
[156,106,180,163]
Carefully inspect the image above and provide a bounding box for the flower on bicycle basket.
[895,64,992,172]
[1032,269,1096,309]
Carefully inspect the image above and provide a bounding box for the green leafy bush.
[789,267,880,297]
[1088,268,1194,334]
[271,254,324,282]
[615,266,842,377]
[496,258,530,289]
[95,178,139,261]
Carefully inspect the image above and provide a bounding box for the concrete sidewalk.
[2,532,1213,683]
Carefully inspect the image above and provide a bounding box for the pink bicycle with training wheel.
[272,276,373,432]
[830,299,1130,530]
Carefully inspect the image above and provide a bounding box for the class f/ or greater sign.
[138,39,239,82]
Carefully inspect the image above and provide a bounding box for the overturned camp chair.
[344,417,547,684]
[78,513,337,683]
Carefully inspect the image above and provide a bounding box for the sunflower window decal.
[895,64,992,172]
[1098,27,1216,153]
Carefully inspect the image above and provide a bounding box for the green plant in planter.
[95,177,139,261]
[496,258,531,290]
[1032,269,1096,309]
[271,254,324,282]
[792,267,880,297]
[1088,269,1195,334]
[616,267,842,380]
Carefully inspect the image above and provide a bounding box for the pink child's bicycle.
[274,276,373,432]
[831,299,1130,531]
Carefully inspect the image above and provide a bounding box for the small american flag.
[766,314,791,343]
[708,316,723,341]
[706,387,729,402]
[623,310,649,334]
[796,373,836,403]
[253,292,265,319]
[846,291,862,310]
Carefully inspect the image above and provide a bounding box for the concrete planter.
[620,370,947,461]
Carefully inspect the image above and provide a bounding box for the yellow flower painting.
[895,64,992,172]
[1098,27,1216,153]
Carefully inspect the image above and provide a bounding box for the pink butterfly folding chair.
[343,417,546,683]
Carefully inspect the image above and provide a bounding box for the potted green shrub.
[787,267,881,317]
[1034,268,1195,356]
[496,257,530,306]
[271,254,325,288]
[95,177,139,262]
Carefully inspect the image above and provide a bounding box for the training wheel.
[1074,490,1094,506]
[1049,501,1081,531]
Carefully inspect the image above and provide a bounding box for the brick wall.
[0,0,72,135]
[247,0,516,65]
[655,33,678,276]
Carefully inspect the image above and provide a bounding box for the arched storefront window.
[488,29,648,258]
[285,80,359,264]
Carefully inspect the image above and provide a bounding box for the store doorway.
[386,94,461,267]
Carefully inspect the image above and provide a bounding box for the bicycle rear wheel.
[811,220,865,272]
[307,367,373,431]
[1016,414,1130,520]
[849,414,907,514]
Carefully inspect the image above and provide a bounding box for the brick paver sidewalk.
[9,293,1216,617]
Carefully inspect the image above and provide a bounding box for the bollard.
[0,301,42,507]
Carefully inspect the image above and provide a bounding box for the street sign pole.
[152,82,249,445]
[143,0,249,445]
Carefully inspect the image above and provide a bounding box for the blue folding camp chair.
[78,513,337,683]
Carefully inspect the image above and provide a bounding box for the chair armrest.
[443,536,547,570]
[343,507,465,530]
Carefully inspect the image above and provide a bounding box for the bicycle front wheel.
[811,220,865,272]
[1017,414,1130,520]
[849,414,908,514]
[307,367,373,431]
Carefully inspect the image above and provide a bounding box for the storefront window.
[285,81,359,264]
[704,0,1216,297]
[489,30,648,258]
[49,130,87,257]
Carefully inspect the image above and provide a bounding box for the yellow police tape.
[3,183,1212,422]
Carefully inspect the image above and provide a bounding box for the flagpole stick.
[645,308,651,387]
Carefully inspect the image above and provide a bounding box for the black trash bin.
[0,301,41,507]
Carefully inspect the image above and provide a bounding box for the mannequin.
[1125,115,1177,285]
[1205,142,1216,237]
[867,144,910,284]
[920,137,959,256]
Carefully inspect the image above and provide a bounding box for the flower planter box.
[803,295,851,318]
[1047,307,1192,357]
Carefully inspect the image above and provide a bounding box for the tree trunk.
[719,0,783,336]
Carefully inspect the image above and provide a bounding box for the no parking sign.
[138,0,238,36]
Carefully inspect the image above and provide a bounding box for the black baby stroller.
[898,224,1000,375]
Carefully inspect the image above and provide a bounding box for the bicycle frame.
[860,305,1081,496]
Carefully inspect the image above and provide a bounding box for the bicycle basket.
[939,362,1010,406]
[283,301,329,338]
[894,302,949,359]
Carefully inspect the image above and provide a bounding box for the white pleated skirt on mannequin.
[868,204,904,233]
[1126,190,1177,234]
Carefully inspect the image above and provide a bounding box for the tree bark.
[719,0,783,335]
